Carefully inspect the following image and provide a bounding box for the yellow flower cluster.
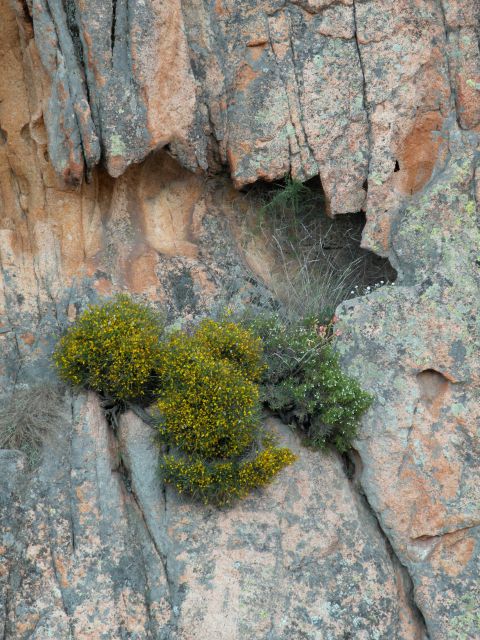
[193,319,265,382]
[237,444,296,489]
[156,321,261,459]
[157,319,296,504]
[53,295,164,402]
[161,443,296,506]
[53,300,296,505]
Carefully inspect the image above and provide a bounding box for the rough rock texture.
[10,0,480,220]
[1,0,479,638]
[0,392,426,639]
[0,0,274,392]
[336,126,480,640]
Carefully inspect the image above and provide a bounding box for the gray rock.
[0,394,426,638]
[336,125,480,639]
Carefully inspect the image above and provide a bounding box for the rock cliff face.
[1,0,479,638]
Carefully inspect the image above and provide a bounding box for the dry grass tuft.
[231,177,396,320]
[0,384,65,466]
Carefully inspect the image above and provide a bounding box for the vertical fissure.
[2,568,10,640]
[344,449,431,639]
[44,0,98,178]
[352,0,372,181]
[111,0,117,53]
[127,484,177,619]
[436,0,462,130]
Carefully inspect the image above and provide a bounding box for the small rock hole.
[394,160,400,173]
[20,123,31,144]
[416,369,449,405]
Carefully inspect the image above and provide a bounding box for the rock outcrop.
[0,393,427,639]
[1,0,479,638]
[337,126,480,639]
[11,0,480,221]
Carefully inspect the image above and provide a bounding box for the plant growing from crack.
[154,319,296,505]
[53,294,373,504]
[53,301,296,505]
[241,176,396,320]
[0,383,65,468]
[53,294,165,404]
[236,311,373,452]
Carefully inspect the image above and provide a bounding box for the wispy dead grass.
[0,384,65,466]
[231,177,396,319]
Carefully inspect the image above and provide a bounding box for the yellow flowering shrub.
[192,319,265,382]
[54,305,296,505]
[156,325,260,458]
[156,320,296,504]
[53,295,165,402]
[161,442,296,506]
[237,440,297,489]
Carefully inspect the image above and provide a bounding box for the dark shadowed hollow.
[237,175,397,319]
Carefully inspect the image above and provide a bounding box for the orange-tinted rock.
[1,394,427,638]
[337,129,480,638]
[8,0,478,224]
[1,0,479,638]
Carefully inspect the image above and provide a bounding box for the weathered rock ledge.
[0,393,428,639]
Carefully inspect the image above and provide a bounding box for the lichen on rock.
[1,0,479,637]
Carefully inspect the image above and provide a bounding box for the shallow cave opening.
[238,175,397,318]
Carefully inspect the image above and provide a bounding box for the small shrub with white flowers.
[241,313,373,452]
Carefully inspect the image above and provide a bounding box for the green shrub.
[155,319,295,504]
[242,313,373,452]
[260,176,313,220]
[53,295,165,403]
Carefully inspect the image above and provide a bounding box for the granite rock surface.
[336,125,480,640]
[0,393,427,639]
[1,0,479,637]
[11,0,480,222]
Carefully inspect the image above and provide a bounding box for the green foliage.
[251,176,396,320]
[242,313,373,452]
[53,295,165,403]
[260,176,313,220]
[155,319,295,505]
